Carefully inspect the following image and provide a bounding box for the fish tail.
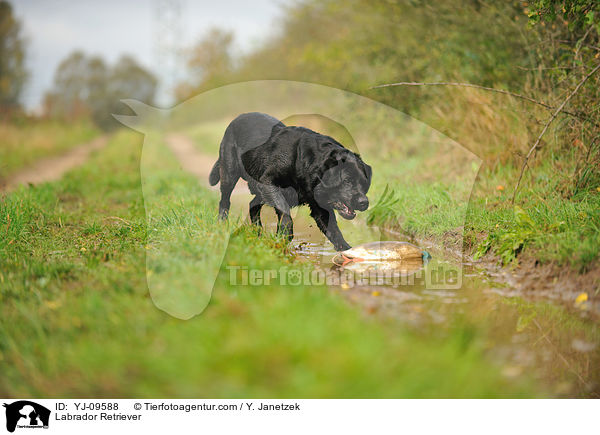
[341,254,363,266]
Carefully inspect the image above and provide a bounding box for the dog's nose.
[356,196,369,211]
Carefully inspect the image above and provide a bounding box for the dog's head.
[314,148,372,220]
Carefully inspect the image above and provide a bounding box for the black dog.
[209,112,372,251]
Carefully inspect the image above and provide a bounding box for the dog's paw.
[334,242,352,252]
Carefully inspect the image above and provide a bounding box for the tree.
[175,28,234,99]
[44,51,100,119]
[0,0,27,112]
[44,52,157,130]
[108,56,157,105]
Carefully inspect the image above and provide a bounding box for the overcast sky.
[12,0,289,111]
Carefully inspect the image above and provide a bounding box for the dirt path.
[1,136,108,193]
[165,133,249,195]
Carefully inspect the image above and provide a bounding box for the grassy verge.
[0,119,98,180]
[0,129,542,397]
[367,158,600,273]
[345,125,599,275]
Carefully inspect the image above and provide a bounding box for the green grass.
[0,119,99,180]
[365,144,600,271]
[0,129,542,397]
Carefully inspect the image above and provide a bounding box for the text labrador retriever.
[209,112,372,251]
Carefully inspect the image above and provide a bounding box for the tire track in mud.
[1,136,108,193]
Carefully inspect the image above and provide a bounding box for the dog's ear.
[363,163,372,184]
[318,149,344,188]
[318,166,342,188]
[324,148,344,169]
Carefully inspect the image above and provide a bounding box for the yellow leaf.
[575,292,588,304]
[45,300,61,310]
[372,291,381,297]
[341,283,350,290]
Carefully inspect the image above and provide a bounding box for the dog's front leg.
[309,205,351,251]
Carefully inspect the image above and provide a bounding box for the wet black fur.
[210,112,372,251]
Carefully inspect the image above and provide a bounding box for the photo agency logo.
[226,262,461,290]
[3,401,50,432]
[116,80,478,319]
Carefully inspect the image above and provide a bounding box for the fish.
[334,257,425,274]
[332,241,431,267]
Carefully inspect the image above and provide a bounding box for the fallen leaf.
[366,305,378,314]
[573,139,585,150]
[575,292,588,304]
[502,365,523,378]
[572,338,597,353]
[45,300,61,310]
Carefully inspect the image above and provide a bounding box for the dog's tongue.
[344,205,356,218]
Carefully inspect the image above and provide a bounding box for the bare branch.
[515,65,573,71]
[370,81,551,106]
[512,62,600,204]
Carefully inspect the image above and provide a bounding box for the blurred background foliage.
[0,1,27,115]
[43,52,158,131]
[0,0,598,193]
[0,0,157,130]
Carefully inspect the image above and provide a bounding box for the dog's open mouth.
[335,203,356,220]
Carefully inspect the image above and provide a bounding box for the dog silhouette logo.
[3,401,50,432]
[116,80,480,319]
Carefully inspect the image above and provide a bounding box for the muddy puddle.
[228,198,600,397]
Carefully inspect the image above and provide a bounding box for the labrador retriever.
[209,112,371,251]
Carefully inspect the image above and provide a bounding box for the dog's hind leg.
[249,196,263,227]
[254,184,293,241]
[218,176,238,220]
[274,208,294,241]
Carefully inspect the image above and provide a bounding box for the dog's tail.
[209,159,220,186]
